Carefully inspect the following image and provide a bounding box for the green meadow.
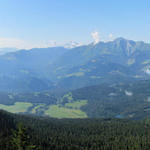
[0,102,33,113]
[45,105,87,118]
[0,98,88,118]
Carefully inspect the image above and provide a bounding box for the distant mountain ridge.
[0,48,18,55]
[48,38,150,90]
[0,38,150,92]
[0,47,68,92]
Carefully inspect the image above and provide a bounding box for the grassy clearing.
[66,72,84,77]
[0,102,32,113]
[127,59,135,65]
[8,94,14,99]
[90,76,101,79]
[142,59,150,65]
[34,92,40,96]
[20,69,29,74]
[65,100,87,109]
[45,105,87,118]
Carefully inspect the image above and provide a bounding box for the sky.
[0,0,150,49]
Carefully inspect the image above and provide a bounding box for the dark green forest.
[1,110,150,150]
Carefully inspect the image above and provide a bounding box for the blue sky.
[0,0,150,49]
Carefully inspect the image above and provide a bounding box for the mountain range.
[0,38,150,119]
[0,38,150,92]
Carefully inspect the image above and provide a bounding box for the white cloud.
[0,38,60,49]
[147,97,150,102]
[0,38,28,49]
[0,37,83,50]
[109,93,117,96]
[125,90,133,96]
[64,41,83,48]
[36,40,58,48]
[145,69,150,75]
[91,31,100,44]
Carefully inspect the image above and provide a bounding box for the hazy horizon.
[0,0,150,49]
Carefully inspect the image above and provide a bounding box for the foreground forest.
[1,110,150,150]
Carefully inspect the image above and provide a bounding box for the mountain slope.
[0,47,68,92]
[50,38,150,90]
[0,38,150,92]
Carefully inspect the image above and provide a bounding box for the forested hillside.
[70,80,150,119]
[1,110,150,150]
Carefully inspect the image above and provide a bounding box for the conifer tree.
[12,122,36,150]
